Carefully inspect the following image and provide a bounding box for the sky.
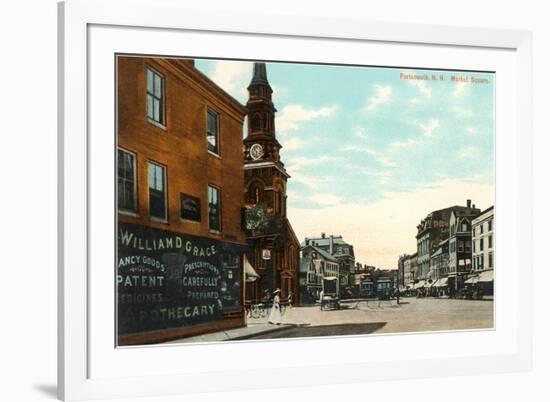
[195,59,495,269]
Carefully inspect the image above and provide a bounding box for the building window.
[480,223,484,234]
[461,222,468,232]
[117,149,136,212]
[488,235,493,249]
[208,185,221,231]
[207,108,220,155]
[480,238,484,251]
[148,162,167,220]
[248,182,263,205]
[180,193,201,222]
[488,219,493,231]
[251,114,261,132]
[458,241,464,253]
[146,67,164,125]
[489,253,493,268]
[473,241,476,253]
[465,241,471,253]
[480,255,484,270]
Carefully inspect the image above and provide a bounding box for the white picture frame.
[58,0,533,400]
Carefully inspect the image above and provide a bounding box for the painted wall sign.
[117,222,245,336]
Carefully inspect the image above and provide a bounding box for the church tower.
[243,62,299,303]
[243,62,289,216]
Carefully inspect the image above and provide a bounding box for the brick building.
[116,56,248,345]
[447,203,481,293]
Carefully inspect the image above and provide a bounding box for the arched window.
[248,181,264,205]
[251,114,261,132]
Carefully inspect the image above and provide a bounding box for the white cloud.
[458,146,481,159]
[287,155,340,171]
[308,193,344,206]
[355,127,369,140]
[453,81,468,97]
[375,156,397,167]
[366,85,393,111]
[208,61,250,99]
[288,177,494,268]
[276,104,337,133]
[341,145,396,167]
[466,126,479,135]
[418,119,440,138]
[452,106,474,119]
[409,80,432,103]
[341,145,377,155]
[290,171,334,190]
[281,137,304,151]
[390,138,420,149]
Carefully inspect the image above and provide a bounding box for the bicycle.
[248,302,269,319]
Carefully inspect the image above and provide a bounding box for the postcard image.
[116,56,494,346]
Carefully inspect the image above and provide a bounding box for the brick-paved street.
[245,297,493,339]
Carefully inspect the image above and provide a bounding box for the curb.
[230,323,306,340]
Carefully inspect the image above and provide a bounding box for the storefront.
[117,222,246,345]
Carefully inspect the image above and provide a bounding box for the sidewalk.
[166,322,299,344]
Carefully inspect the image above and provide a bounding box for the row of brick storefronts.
[398,200,494,297]
[116,56,298,345]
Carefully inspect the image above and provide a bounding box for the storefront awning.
[436,277,448,287]
[244,254,260,282]
[465,275,479,284]
[478,270,494,283]
[415,280,427,289]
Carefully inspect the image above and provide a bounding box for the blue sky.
[195,59,494,268]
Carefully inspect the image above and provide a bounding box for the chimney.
[467,199,471,208]
[329,235,334,255]
[472,204,476,209]
[321,232,326,239]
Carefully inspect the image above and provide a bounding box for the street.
[244,297,494,339]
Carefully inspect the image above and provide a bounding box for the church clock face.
[249,143,264,160]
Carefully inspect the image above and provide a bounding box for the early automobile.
[320,276,340,310]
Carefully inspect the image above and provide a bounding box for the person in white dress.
[268,288,282,325]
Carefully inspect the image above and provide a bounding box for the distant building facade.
[416,200,480,283]
[302,233,355,295]
[429,239,449,294]
[299,244,339,304]
[471,206,494,294]
[403,254,415,288]
[447,203,481,292]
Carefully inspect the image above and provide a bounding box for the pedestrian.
[268,288,282,325]
[287,291,293,308]
[395,287,400,305]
